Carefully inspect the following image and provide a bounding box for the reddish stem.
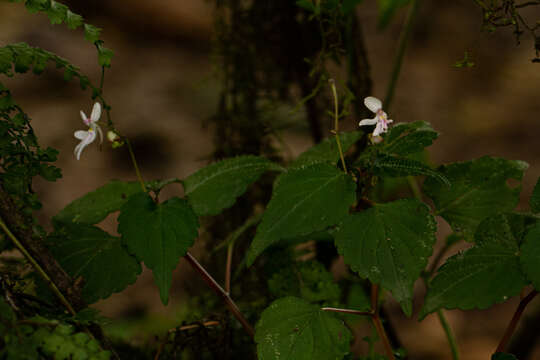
[370,284,396,360]
[496,290,538,353]
[184,252,254,338]
[321,307,373,316]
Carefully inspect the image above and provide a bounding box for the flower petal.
[364,96,382,113]
[74,130,89,139]
[359,117,378,126]
[74,130,97,160]
[94,124,103,144]
[80,110,88,124]
[373,121,385,137]
[90,102,101,123]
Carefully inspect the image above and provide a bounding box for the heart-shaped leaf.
[118,193,198,304]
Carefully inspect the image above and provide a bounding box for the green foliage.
[420,213,534,319]
[183,155,282,216]
[255,297,352,360]
[118,193,199,305]
[335,199,436,316]
[342,0,365,14]
[48,223,142,304]
[377,0,411,28]
[382,121,438,156]
[424,156,527,241]
[246,163,356,266]
[492,353,519,360]
[372,153,450,185]
[0,85,61,215]
[290,131,362,168]
[0,43,96,92]
[530,177,540,213]
[54,180,143,225]
[519,222,540,291]
[267,260,341,303]
[0,315,111,360]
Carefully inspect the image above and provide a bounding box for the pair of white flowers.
[74,96,390,160]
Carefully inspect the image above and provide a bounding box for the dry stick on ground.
[184,252,255,338]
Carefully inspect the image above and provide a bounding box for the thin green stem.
[125,138,146,192]
[407,176,422,200]
[329,79,348,173]
[0,217,76,315]
[437,310,460,360]
[383,0,421,111]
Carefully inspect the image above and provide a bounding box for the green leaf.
[423,156,527,241]
[419,213,531,319]
[372,153,450,185]
[97,46,113,68]
[54,180,143,225]
[246,163,356,266]
[255,297,351,360]
[24,0,48,13]
[267,261,341,303]
[66,10,83,29]
[46,0,68,25]
[48,223,141,304]
[291,131,362,168]
[342,0,364,14]
[12,44,34,73]
[491,353,518,360]
[530,177,540,213]
[383,121,438,155]
[84,24,101,43]
[296,0,316,12]
[520,222,540,291]
[183,155,282,216]
[0,48,14,74]
[335,199,436,316]
[377,0,411,29]
[118,193,199,304]
[38,164,61,182]
[0,93,16,111]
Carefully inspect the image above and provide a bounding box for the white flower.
[74,102,103,160]
[358,96,393,137]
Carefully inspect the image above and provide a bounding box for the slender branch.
[369,284,395,360]
[496,290,538,353]
[321,307,372,316]
[0,217,76,315]
[125,138,146,192]
[383,0,421,111]
[372,314,396,360]
[184,252,254,338]
[329,79,348,173]
[225,241,233,294]
[437,310,460,360]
